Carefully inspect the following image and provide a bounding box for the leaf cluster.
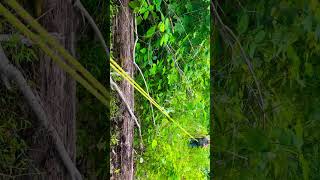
[213,0,320,179]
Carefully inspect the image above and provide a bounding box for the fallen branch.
[0,45,82,180]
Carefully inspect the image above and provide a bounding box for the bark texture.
[27,1,79,179]
[112,0,135,179]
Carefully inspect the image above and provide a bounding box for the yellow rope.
[1,0,197,141]
[5,0,108,100]
[110,59,197,140]
[0,3,108,108]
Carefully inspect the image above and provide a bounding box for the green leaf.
[148,5,154,11]
[151,11,159,20]
[160,33,169,46]
[305,62,313,76]
[174,22,184,34]
[294,120,304,150]
[153,0,162,11]
[158,22,165,32]
[165,18,170,30]
[150,64,157,75]
[140,0,148,6]
[287,46,299,62]
[139,6,148,14]
[302,16,312,32]
[128,0,140,9]
[255,30,266,43]
[237,13,249,34]
[299,154,309,180]
[136,16,143,25]
[140,48,147,54]
[145,25,156,38]
[160,12,165,21]
[151,139,157,149]
[143,11,149,20]
[249,43,257,58]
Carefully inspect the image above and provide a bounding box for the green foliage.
[76,36,109,179]
[2,34,38,65]
[82,0,109,38]
[0,24,37,177]
[0,84,32,176]
[128,0,210,178]
[213,0,320,179]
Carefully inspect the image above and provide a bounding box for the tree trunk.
[112,0,135,179]
[27,1,79,179]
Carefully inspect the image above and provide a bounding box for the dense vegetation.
[0,23,39,177]
[5,0,320,179]
[1,0,210,178]
[110,0,210,179]
[213,0,320,179]
[132,0,210,178]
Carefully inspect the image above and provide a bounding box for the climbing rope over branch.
[0,45,82,180]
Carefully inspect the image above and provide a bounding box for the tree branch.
[0,45,82,180]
